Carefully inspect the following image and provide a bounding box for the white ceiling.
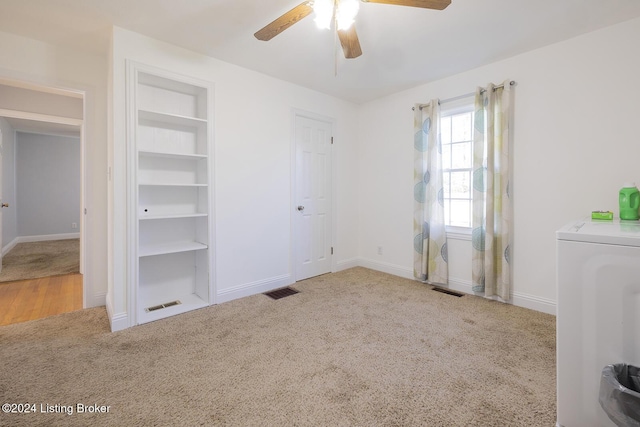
[0,0,640,103]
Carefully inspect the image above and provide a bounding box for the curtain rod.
[412,80,516,111]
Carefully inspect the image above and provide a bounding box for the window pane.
[444,199,450,226]
[451,112,472,142]
[443,172,450,198]
[451,142,472,169]
[441,143,451,170]
[449,200,471,227]
[450,171,470,198]
[440,106,474,229]
[441,116,452,145]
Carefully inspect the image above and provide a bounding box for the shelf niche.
[129,61,214,326]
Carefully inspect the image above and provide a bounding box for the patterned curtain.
[471,81,513,300]
[413,101,448,284]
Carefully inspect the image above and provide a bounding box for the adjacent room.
[1,0,639,425]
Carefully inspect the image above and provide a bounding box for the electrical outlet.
[377,246,383,255]
[71,223,78,229]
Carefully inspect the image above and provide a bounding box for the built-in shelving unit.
[128,62,214,325]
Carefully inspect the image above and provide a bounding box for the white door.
[294,115,332,281]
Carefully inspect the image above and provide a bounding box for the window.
[441,103,474,229]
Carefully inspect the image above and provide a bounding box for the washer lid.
[557,219,640,247]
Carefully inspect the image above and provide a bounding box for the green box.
[591,211,614,220]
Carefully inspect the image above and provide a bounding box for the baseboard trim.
[3,233,81,256]
[356,257,414,280]
[335,257,359,272]
[87,291,106,309]
[19,232,80,242]
[216,274,293,304]
[105,296,130,332]
[512,291,556,315]
[1,237,18,256]
[447,277,556,315]
[355,262,557,316]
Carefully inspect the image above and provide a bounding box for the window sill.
[446,226,471,241]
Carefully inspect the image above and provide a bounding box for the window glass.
[440,105,474,229]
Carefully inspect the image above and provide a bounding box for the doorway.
[292,111,334,281]
[0,79,85,325]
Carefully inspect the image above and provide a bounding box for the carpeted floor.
[0,267,556,426]
[0,239,79,283]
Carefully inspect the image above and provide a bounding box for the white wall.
[0,85,83,119]
[357,16,640,314]
[16,132,80,237]
[0,117,17,249]
[108,27,360,330]
[0,30,108,308]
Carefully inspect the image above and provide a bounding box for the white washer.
[557,219,640,427]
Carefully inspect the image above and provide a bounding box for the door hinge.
[331,136,334,145]
[331,247,334,255]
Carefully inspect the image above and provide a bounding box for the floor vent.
[432,287,464,297]
[145,300,181,312]
[264,287,299,300]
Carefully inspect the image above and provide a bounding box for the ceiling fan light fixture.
[313,0,334,29]
[336,0,360,30]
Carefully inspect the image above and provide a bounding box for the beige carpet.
[0,267,556,426]
[0,239,79,283]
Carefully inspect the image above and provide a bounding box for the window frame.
[440,97,475,236]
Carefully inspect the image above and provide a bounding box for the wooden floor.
[0,274,83,326]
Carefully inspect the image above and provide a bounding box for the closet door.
[128,62,214,325]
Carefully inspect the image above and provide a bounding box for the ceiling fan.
[254,0,451,59]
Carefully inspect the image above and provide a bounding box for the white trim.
[106,295,130,332]
[19,233,80,242]
[440,98,474,115]
[0,77,84,99]
[88,291,106,309]
[512,291,556,315]
[356,257,413,280]
[2,233,80,257]
[447,277,556,315]
[335,257,359,272]
[355,261,557,315]
[14,232,80,243]
[0,109,82,127]
[216,274,292,304]
[2,237,18,256]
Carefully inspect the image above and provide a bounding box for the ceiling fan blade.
[337,25,363,59]
[254,2,314,41]
[360,0,451,10]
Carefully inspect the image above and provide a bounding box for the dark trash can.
[599,364,640,426]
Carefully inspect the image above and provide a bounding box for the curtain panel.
[413,101,448,284]
[471,81,513,300]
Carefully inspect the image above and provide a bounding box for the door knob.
[297,205,304,211]
[1,203,8,208]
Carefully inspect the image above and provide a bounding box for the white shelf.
[138,109,207,127]
[137,293,208,324]
[139,213,208,220]
[139,241,208,257]
[139,150,207,160]
[130,62,213,327]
